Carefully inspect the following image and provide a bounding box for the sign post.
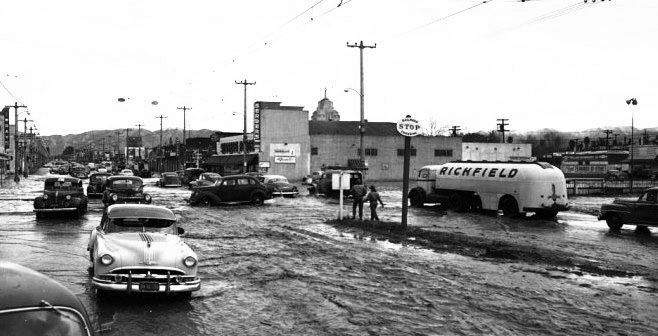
[396,115,421,229]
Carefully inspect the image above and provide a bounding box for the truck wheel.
[606,214,623,231]
[450,193,469,212]
[409,192,424,208]
[501,197,519,218]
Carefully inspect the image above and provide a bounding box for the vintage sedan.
[156,172,182,188]
[0,261,96,335]
[70,166,89,179]
[262,174,299,197]
[87,172,112,198]
[188,175,271,206]
[87,204,200,296]
[598,187,658,231]
[102,176,152,207]
[33,177,88,218]
[188,172,222,189]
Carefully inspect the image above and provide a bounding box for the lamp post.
[10,103,28,182]
[626,98,637,193]
[20,117,33,178]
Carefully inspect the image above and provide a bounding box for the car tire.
[501,197,520,218]
[252,193,264,205]
[606,214,623,231]
[199,196,213,206]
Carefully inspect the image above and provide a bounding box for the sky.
[1,0,657,137]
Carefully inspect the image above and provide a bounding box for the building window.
[397,149,416,156]
[435,149,453,157]
[311,147,318,155]
[364,148,378,156]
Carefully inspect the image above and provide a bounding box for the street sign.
[396,116,421,137]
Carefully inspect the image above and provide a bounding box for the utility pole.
[235,80,255,174]
[156,115,167,174]
[114,130,123,171]
[11,103,27,182]
[177,106,192,146]
[135,123,144,159]
[347,40,376,168]
[21,117,33,178]
[497,119,509,144]
[450,126,461,137]
[125,128,130,164]
[602,130,613,150]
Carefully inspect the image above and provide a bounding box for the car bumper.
[161,184,182,187]
[92,278,201,293]
[272,190,299,196]
[34,207,78,213]
[113,197,152,203]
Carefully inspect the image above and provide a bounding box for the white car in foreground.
[87,204,200,296]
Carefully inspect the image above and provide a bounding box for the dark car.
[0,261,96,336]
[156,172,182,187]
[70,166,89,179]
[189,172,222,189]
[179,168,205,186]
[87,172,112,198]
[598,187,658,231]
[261,174,299,197]
[188,175,271,206]
[102,176,152,207]
[308,170,363,198]
[33,177,88,218]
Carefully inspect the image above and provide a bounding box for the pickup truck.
[598,187,658,231]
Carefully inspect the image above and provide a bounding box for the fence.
[566,178,658,196]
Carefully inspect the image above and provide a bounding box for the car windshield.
[106,217,177,234]
[110,179,142,190]
[0,308,89,336]
[204,173,221,181]
[45,181,77,191]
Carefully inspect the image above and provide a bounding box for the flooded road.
[1,170,657,335]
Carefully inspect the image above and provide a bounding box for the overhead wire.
[0,77,23,105]
[415,0,494,31]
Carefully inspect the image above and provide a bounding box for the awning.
[206,154,258,166]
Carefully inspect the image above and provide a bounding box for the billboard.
[2,107,9,150]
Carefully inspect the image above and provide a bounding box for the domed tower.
[311,89,340,121]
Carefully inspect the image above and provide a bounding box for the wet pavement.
[1,169,657,335]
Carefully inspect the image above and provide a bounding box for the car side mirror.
[178,227,185,235]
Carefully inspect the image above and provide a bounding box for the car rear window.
[45,181,76,191]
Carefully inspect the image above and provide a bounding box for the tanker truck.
[408,161,570,218]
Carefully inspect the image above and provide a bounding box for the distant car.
[302,171,322,185]
[188,175,271,206]
[119,169,134,176]
[33,177,88,219]
[157,172,182,187]
[0,261,96,335]
[605,169,629,181]
[179,168,205,186]
[598,187,658,231]
[139,169,152,178]
[261,174,298,197]
[308,170,363,198]
[70,166,89,179]
[102,176,152,207]
[188,172,222,189]
[87,172,112,198]
[87,204,200,296]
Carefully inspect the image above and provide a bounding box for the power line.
[0,78,23,104]
[415,0,494,31]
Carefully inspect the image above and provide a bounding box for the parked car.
[605,169,629,181]
[302,170,323,185]
[179,168,205,186]
[598,187,658,231]
[188,175,271,206]
[157,172,182,187]
[87,204,200,296]
[308,170,363,198]
[189,172,222,189]
[87,172,112,198]
[119,169,134,176]
[70,166,89,179]
[0,261,96,336]
[102,176,152,207]
[261,174,299,197]
[139,168,152,178]
[33,177,88,218]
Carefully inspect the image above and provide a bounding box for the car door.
[635,190,658,224]
[235,177,253,202]
[217,178,239,202]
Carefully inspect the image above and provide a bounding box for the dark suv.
[102,176,152,207]
[33,177,88,218]
[189,175,271,206]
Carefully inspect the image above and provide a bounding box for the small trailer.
[408,161,570,218]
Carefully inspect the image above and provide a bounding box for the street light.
[344,88,366,166]
[626,98,638,193]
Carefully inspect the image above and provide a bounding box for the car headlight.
[100,254,114,265]
[43,195,48,199]
[66,195,71,200]
[183,256,197,268]
[111,194,118,201]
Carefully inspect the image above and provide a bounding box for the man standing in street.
[350,180,368,220]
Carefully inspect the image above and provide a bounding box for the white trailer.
[408,161,570,218]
